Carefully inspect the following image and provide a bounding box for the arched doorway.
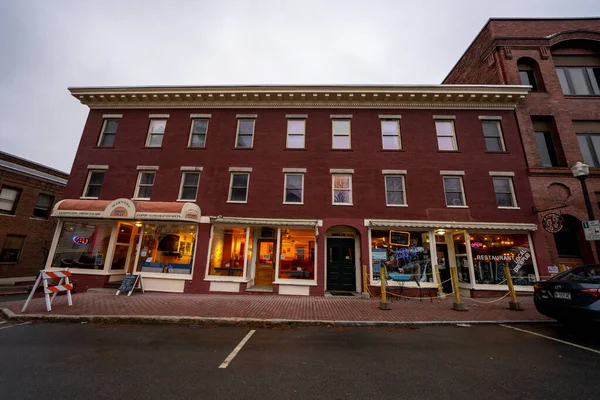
[554,215,594,264]
[325,226,361,292]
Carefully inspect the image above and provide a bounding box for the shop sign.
[471,241,483,248]
[582,220,600,241]
[513,249,531,273]
[94,253,103,266]
[72,236,90,245]
[389,231,410,246]
[542,213,564,233]
[547,266,559,274]
[103,198,136,219]
[372,248,387,261]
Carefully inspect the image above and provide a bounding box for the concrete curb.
[1,308,552,327]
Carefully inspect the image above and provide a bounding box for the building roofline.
[0,150,69,177]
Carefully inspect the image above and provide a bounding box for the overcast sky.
[1,0,600,173]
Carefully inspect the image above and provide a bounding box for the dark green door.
[327,238,356,291]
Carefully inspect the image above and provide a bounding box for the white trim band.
[286,114,308,118]
[87,165,109,170]
[489,171,515,177]
[149,114,170,118]
[236,114,257,118]
[433,115,456,120]
[330,114,353,119]
[181,166,204,171]
[330,168,354,174]
[190,114,212,118]
[440,170,465,175]
[479,116,502,120]
[211,216,320,227]
[102,114,123,118]
[365,219,537,231]
[137,165,159,171]
[379,115,402,119]
[229,167,253,172]
[282,168,307,173]
[382,169,407,175]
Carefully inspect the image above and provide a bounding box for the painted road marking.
[219,329,256,369]
[0,321,32,331]
[0,321,7,325]
[501,324,600,355]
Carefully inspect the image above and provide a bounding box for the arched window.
[554,215,583,257]
[517,57,543,91]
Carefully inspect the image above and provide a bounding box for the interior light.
[135,221,143,227]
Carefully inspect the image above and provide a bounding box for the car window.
[556,265,600,283]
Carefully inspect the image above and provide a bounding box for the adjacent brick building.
[0,151,68,281]
[444,18,600,270]
[44,84,541,297]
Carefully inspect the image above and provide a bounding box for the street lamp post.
[570,161,600,262]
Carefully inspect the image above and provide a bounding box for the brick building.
[0,151,68,282]
[44,84,541,297]
[444,18,600,270]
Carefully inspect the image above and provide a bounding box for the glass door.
[254,239,275,287]
[452,232,470,284]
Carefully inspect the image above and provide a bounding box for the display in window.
[137,223,196,275]
[51,221,112,269]
[278,229,315,280]
[208,226,251,277]
[371,230,432,282]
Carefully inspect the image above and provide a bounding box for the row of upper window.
[96,115,509,152]
[0,186,54,219]
[82,168,519,209]
[518,63,600,96]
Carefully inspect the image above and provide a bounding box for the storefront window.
[453,233,470,283]
[371,229,432,282]
[469,233,535,286]
[137,223,197,275]
[278,229,315,280]
[208,226,250,277]
[51,221,113,270]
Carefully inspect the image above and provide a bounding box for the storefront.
[205,217,321,296]
[46,198,201,292]
[366,220,539,296]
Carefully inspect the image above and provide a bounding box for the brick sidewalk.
[1,292,550,324]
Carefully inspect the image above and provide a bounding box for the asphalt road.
[0,319,599,400]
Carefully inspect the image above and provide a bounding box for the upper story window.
[283,173,304,204]
[480,119,506,152]
[286,118,306,149]
[178,172,201,201]
[331,171,353,205]
[384,174,406,206]
[556,67,600,96]
[188,119,209,148]
[380,117,401,150]
[235,118,256,148]
[491,175,517,208]
[146,119,167,147]
[331,117,351,149]
[434,119,458,151]
[228,172,250,203]
[134,171,156,200]
[532,117,562,168]
[574,121,600,167]
[442,174,466,207]
[83,170,105,198]
[517,58,541,91]
[0,234,25,263]
[32,193,54,219]
[98,118,120,147]
[0,186,21,215]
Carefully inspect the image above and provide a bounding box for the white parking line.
[219,329,256,369]
[501,324,600,355]
[0,321,32,331]
[0,321,7,325]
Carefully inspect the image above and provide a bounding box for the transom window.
[435,120,458,151]
[481,120,505,151]
[443,176,466,207]
[556,67,600,96]
[84,171,105,198]
[32,193,53,218]
[189,119,209,148]
[286,120,306,149]
[381,119,401,150]
[146,119,167,147]
[492,177,517,208]
[384,175,406,206]
[332,120,351,149]
[284,174,304,204]
[135,171,156,199]
[236,119,255,148]
[179,172,200,201]
[332,174,352,205]
[229,173,249,202]
[0,235,25,263]
[577,133,600,167]
[0,186,21,214]
[98,119,119,147]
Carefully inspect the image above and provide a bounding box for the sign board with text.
[582,220,600,241]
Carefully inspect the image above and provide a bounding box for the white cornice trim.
[364,219,537,231]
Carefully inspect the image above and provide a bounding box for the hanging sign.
[72,236,90,245]
[389,231,410,246]
[542,213,564,233]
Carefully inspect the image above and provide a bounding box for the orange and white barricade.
[22,269,74,312]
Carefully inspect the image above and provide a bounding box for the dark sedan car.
[534,264,600,323]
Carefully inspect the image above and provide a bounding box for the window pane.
[138,186,153,199]
[577,135,596,167]
[150,120,166,133]
[485,137,502,152]
[140,173,155,185]
[183,173,199,186]
[50,221,112,269]
[286,175,302,189]
[0,235,24,262]
[590,68,600,95]
[519,71,531,86]
[138,223,196,275]
[89,172,105,185]
[482,121,500,138]
[287,134,304,148]
[238,120,255,134]
[230,188,247,201]
[287,120,305,134]
[99,133,115,147]
[590,136,600,167]
[496,193,514,207]
[535,131,556,167]
[386,191,405,205]
[86,185,101,198]
[208,226,248,277]
[192,119,208,134]
[332,120,350,134]
[333,190,351,203]
[381,120,398,135]
[445,192,464,206]
[181,186,197,200]
[435,121,454,136]
[0,188,18,212]
[569,68,591,95]
[443,177,461,191]
[285,189,302,203]
[556,68,571,95]
[385,176,404,191]
[278,228,315,280]
[333,175,350,189]
[148,133,163,147]
[437,136,456,151]
[236,134,253,147]
[493,178,511,193]
[382,135,400,150]
[190,134,206,147]
[232,174,248,187]
[333,135,350,149]
[104,119,119,133]
[35,194,52,208]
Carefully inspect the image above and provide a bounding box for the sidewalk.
[1,292,550,326]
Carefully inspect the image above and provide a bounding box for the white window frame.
[383,174,407,207]
[286,119,306,149]
[442,175,467,208]
[331,173,353,205]
[380,118,402,150]
[145,119,167,148]
[228,172,250,203]
[489,172,519,209]
[331,119,351,149]
[134,171,156,200]
[435,119,458,151]
[97,118,120,147]
[82,170,106,199]
[188,118,209,148]
[283,173,305,204]
[178,172,201,201]
[479,118,506,152]
[235,118,256,148]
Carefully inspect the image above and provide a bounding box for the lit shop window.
[370,229,432,282]
[278,229,315,280]
[208,226,252,277]
[453,233,470,283]
[137,223,197,275]
[51,221,112,269]
[468,233,535,286]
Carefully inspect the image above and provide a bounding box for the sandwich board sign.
[116,274,144,296]
[582,220,600,241]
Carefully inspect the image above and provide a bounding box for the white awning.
[365,219,537,231]
[211,216,321,227]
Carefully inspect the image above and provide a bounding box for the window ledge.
[177,198,197,202]
[498,206,520,210]
[0,262,18,265]
[274,279,318,286]
[381,149,404,152]
[283,202,304,205]
[186,147,206,150]
[30,217,50,221]
[232,147,255,150]
[0,213,16,218]
[485,151,509,154]
[332,203,353,206]
[142,146,163,149]
[46,267,112,275]
[447,205,469,208]
[284,148,307,151]
[386,204,408,207]
[93,146,115,149]
[227,200,248,204]
[132,197,151,201]
[204,276,249,283]
[564,95,600,99]
[331,149,353,152]
[139,272,192,280]
[437,150,461,153]
[80,196,99,200]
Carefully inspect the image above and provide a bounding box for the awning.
[52,198,201,222]
[365,219,537,231]
[211,216,320,227]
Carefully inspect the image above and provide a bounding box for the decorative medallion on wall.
[542,213,564,233]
